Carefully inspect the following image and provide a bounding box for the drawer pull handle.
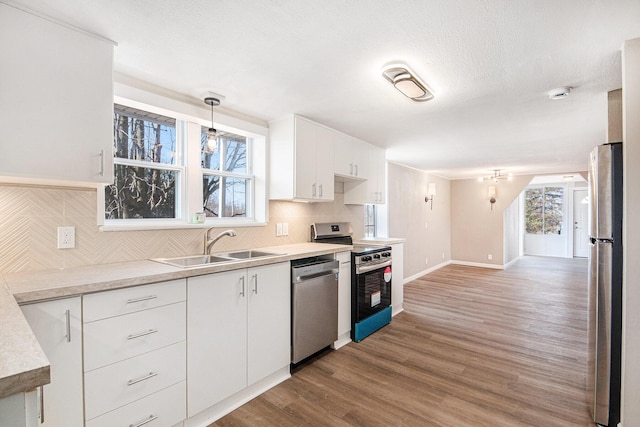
[65,309,71,343]
[126,295,158,304]
[127,329,158,340]
[39,386,44,424]
[130,414,158,427]
[127,372,158,386]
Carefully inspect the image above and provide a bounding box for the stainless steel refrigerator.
[587,142,623,427]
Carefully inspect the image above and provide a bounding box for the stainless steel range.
[311,222,392,342]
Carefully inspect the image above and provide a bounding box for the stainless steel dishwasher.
[291,256,339,364]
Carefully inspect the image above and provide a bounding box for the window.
[364,204,376,238]
[201,128,252,218]
[101,93,267,230]
[525,186,564,235]
[105,105,181,219]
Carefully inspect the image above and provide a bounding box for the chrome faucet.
[204,228,237,255]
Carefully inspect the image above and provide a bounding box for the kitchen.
[1,1,640,426]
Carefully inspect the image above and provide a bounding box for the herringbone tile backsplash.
[0,185,363,274]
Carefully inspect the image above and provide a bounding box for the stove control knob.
[381,252,390,258]
[373,254,381,259]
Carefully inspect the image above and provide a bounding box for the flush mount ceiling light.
[382,65,434,102]
[548,86,572,100]
[204,96,220,151]
[478,169,513,183]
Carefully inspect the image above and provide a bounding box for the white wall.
[621,38,640,426]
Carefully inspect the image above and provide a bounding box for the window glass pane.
[543,187,564,234]
[525,188,543,234]
[223,177,248,218]
[364,205,376,238]
[203,175,220,217]
[201,130,221,171]
[224,137,247,174]
[105,164,176,219]
[203,176,248,218]
[114,105,176,165]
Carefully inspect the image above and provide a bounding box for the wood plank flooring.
[212,256,592,426]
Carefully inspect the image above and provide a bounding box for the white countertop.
[0,242,349,399]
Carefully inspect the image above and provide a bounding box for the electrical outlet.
[57,226,75,249]
[487,254,493,260]
[276,223,283,236]
[442,252,445,259]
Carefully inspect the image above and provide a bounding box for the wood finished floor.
[212,256,591,426]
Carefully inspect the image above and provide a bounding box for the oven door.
[352,260,392,323]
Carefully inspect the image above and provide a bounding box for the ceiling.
[8,0,640,179]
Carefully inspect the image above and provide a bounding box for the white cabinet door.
[315,125,335,201]
[247,262,290,385]
[21,297,83,427]
[344,145,386,205]
[187,270,247,416]
[336,251,352,340]
[351,138,369,180]
[333,132,353,177]
[0,4,113,185]
[269,115,335,202]
[368,147,386,204]
[294,117,318,200]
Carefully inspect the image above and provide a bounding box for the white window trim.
[99,82,268,231]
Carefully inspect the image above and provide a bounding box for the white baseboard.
[184,366,290,427]
[332,333,352,350]
[503,256,521,269]
[450,260,504,270]
[403,260,451,284]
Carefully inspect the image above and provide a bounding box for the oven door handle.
[356,259,392,274]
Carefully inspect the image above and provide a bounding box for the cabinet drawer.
[84,341,186,420]
[84,279,186,322]
[85,381,186,427]
[84,302,186,371]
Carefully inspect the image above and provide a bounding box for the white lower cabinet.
[85,381,186,427]
[83,279,187,424]
[187,262,290,417]
[21,297,83,427]
[334,251,352,348]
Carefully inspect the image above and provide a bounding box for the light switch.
[276,223,283,236]
[282,223,289,236]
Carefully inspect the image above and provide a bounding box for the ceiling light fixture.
[548,86,572,100]
[204,96,220,151]
[382,64,434,102]
[478,169,513,183]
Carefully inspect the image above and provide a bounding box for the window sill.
[100,219,267,232]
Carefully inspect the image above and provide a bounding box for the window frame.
[98,87,268,231]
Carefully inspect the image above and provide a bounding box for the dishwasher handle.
[294,268,339,283]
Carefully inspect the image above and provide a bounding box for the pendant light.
[204,96,220,151]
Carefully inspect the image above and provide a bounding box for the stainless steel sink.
[153,254,235,268]
[217,250,282,259]
[152,250,283,268]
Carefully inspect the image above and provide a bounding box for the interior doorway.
[573,189,589,258]
[521,174,588,258]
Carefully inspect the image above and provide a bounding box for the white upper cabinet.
[0,4,114,186]
[334,133,368,180]
[344,146,386,204]
[270,115,335,201]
